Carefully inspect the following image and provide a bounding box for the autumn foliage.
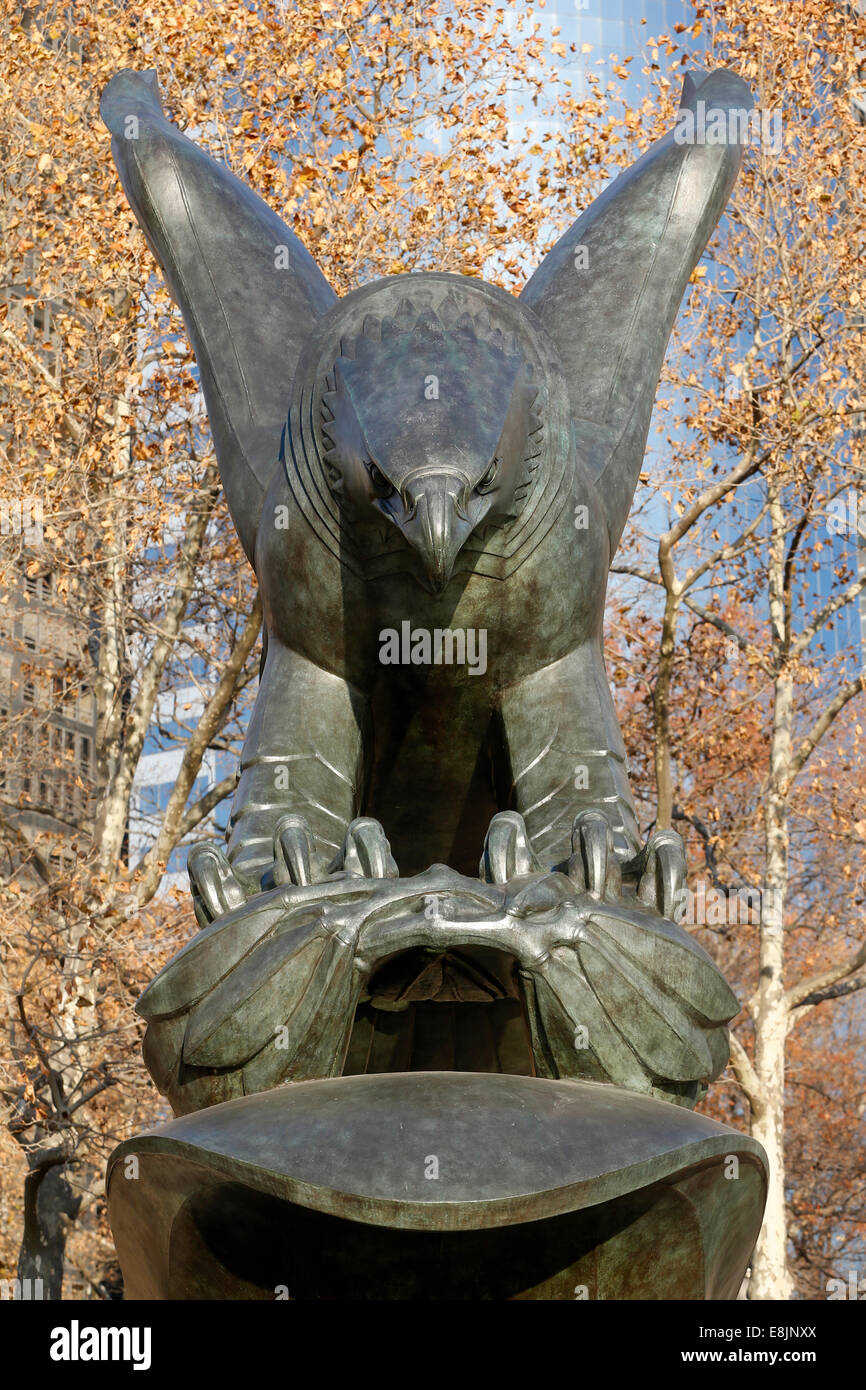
[0,0,864,1298]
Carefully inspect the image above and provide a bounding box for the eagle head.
[319,291,542,592]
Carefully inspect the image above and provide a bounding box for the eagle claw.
[328,817,399,880]
[565,810,622,901]
[623,828,687,921]
[479,810,687,924]
[189,815,400,926]
[479,811,543,883]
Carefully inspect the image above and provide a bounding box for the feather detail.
[183,919,328,1067]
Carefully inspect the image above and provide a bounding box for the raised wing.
[101,69,337,564]
[520,67,753,550]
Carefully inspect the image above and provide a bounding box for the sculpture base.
[107,1073,767,1300]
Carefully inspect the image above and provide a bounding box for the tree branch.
[786,937,866,1011]
[175,772,240,841]
[784,673,866,790]
[727,1032,766,1121]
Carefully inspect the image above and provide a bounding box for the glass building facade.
[539,0,693,93]
[503,0,695,118]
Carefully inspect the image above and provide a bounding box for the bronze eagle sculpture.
[101,66,752,1114]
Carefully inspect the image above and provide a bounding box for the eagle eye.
[476,458,500,494]
[367,462,394,498]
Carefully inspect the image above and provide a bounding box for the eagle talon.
[330,817,399,880]
[623,828,687,921]
[566,810,621,901]
[480,811,543,884]
[273,814,322,887]
[187,844,248,928]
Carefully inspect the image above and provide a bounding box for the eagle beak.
[400,475,474,593]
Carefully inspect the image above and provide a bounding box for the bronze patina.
[101,65,767,1300]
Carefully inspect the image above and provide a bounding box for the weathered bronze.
[109,1074,767,1300]
[138,859,740,1115]
[101,64,768,1299]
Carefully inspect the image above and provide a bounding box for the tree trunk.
[748,839,793,1299]
[750,476,795,1299]
[17,1160,81,1300]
